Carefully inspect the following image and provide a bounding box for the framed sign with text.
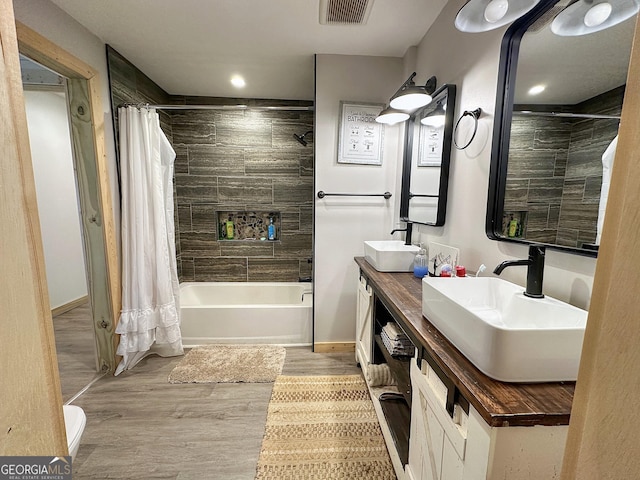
[337,101,385,165]
[417,124,444,167]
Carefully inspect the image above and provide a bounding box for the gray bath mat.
[168,344,286,383]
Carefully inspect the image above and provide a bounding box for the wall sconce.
[375,106,410,125]
[551,0,639,36]
[421,102,446,127]
[389,73,438,110]
[454,0,540,32]
[456,0,638,34]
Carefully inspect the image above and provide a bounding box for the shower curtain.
[115,106,183,375]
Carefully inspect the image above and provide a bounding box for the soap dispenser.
[267,217,276,241]
[413,244,428,278]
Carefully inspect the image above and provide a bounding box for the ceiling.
[48,0,448,100]
[514,13,635,105]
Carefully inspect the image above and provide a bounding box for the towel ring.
[453,108,482,150]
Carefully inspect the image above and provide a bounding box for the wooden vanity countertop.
[355,257,575,428]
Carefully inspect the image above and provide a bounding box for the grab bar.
[317,191,392,199]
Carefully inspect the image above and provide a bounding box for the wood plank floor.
[53,302,101,401]
[56,322,362,479]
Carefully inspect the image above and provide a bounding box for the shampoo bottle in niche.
[413,244,428,278]
[226,220,234,240]
[268,218,276,240]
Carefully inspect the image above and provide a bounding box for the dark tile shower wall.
[173,105,313,282]
[106,48,314,283]
[506,86,623,248]
[106,46,173,147]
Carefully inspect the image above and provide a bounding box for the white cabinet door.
[409,359,468,480]
[421,398,445,480]
[408,385,426,480]
[441,435,464,480]
[355,275,373,366]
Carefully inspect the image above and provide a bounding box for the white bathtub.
[179,282,312,347]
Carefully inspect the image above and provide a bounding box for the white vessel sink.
[422,277,587,382]
[364,240,419,272]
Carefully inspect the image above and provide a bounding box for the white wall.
[314,0,597,346]
[409,0,596,309]
[25,89,87,309]
[314,54,405,344]
[13,0,120,251]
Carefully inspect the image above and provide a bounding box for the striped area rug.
[255,375,396,479]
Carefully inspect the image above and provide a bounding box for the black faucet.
[493,245,546,298]
[390,222,413,246]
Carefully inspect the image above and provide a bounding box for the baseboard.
[314,342,356,353]
[52,295,89,317]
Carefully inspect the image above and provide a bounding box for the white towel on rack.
[596,134,618,245]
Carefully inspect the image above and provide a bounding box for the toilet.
[62,405,86,461]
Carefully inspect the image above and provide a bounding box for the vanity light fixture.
[421,103,446,127]
[550,0,639,36]
[455,0,540,32]
[389,73,437,110]
[375,106,410,125]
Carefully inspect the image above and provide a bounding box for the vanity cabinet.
[355,257,574,480]
[408,358,567,480]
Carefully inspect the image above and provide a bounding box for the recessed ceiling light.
[528,84,546,95]
[231,75,245,88]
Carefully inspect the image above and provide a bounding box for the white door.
[355,275,373,366]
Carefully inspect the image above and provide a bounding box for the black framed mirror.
[487,0,635,257]
[400,84,456,226]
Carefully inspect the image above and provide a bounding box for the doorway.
[20,55,100,399]
[16,22,121,374]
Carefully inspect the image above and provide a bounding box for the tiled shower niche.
[218,211,280,241]
[502,211,527,239]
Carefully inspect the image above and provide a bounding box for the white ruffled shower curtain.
[115,106,183,375]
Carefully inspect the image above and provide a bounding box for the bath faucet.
[493,245,546,298]
[390,222,413,245]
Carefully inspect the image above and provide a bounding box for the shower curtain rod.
[121,103,314,112]
[514,110,620,120]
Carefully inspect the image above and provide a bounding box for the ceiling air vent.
[528,0,574,32]
[319,0,375,25]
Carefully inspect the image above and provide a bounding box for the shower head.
[293,130,313,147]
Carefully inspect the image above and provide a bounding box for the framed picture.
[417,123,444,167]
[337,101,385,165]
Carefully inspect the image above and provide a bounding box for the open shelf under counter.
[373,334,412,404]
[366,384,410,476]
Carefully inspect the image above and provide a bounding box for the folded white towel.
[381,328,414,356]
[382,323,412,345]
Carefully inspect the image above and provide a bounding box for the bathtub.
[179,282,312,347]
